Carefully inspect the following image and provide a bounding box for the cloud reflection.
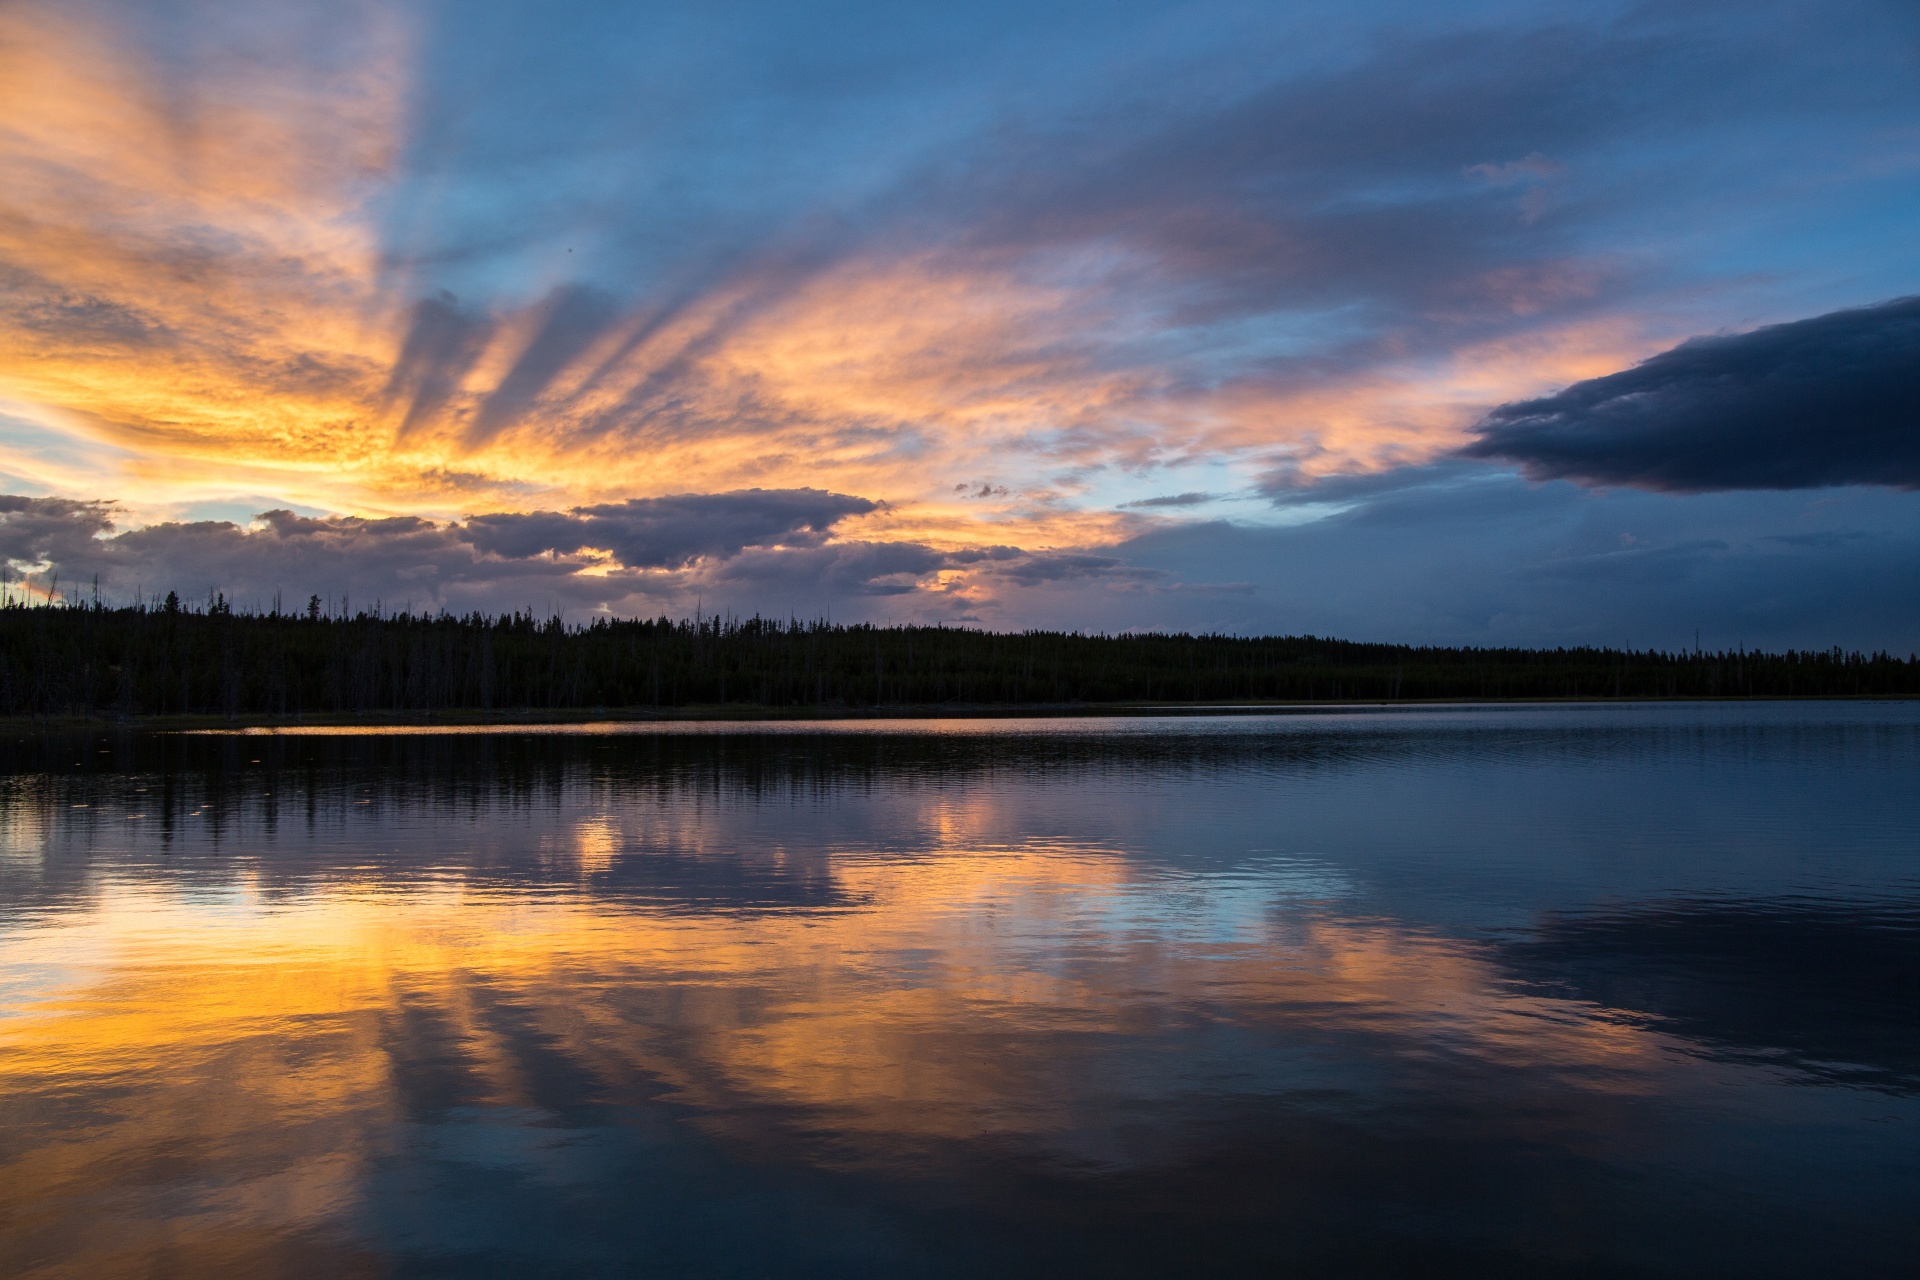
[3,712,1918,1272]
[0,842,1669,1266]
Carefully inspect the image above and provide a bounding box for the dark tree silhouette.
[0,597,1911,718]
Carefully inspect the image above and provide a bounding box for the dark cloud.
[0,490,1171,619]
[0,497,119,580]
[463,489,879,568]
[105,510,520,612]
[1120,492,1214,508]
[1464,296,1920,492]
[8,472,1920,649]
[0,489,891,613]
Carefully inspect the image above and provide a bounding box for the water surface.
[2,703,1916,1276]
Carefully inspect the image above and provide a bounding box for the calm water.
[2,703,1916,1278]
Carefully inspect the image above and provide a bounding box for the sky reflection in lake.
[2,704,1916,1277]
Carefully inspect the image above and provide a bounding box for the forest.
[1,594,1913,718]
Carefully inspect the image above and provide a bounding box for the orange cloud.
[0,3,1672,561]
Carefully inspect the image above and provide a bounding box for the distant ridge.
[1,599,1913,718]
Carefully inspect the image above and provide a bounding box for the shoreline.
[5,692,1915,732]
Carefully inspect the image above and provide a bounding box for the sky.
[1,0,1916,647]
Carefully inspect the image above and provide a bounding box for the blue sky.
[0,0,1915,645]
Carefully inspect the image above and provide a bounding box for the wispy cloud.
[8,0,1861,532]
[0,0,1916,637]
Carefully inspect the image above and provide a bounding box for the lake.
[2,702,1916,1277]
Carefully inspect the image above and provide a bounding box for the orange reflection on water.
[0,818,1681,1279]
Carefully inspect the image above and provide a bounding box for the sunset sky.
[2,0,1916,645]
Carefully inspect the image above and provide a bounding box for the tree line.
[0,593,1913,718]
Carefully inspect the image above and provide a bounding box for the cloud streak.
[0,1,1916,640]
[13,0,1913,535]
[462,489,879,568]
